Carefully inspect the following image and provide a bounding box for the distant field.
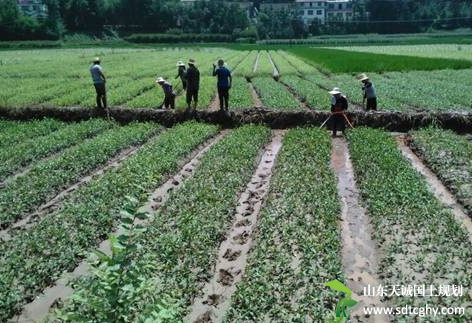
[1,41,472,322]
[331,44,472,61]
[0,47,472,112]
[287,47,472,73]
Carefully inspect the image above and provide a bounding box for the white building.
[296,0,327,24]
[326,0,353,21]
[260,0,353,24]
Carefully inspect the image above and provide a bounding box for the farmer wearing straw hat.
[175,61,187,91]
[329,87,348,137]
[212,59,232,111]
[360,74,377,111]
[156,77,175,110]
[185,58,200,111]
[89,57,107,111]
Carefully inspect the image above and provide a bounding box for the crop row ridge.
[13,130,228,322]
[395,135,472,243]
[185,129,285,323]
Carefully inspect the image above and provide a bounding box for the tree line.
[0,0,471,41]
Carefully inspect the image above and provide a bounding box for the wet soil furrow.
[248,81,264,109]
[396,136,472,243]
[331,137,390,323]
[186,130,285,323]
[252,51,260,74]
[13,131,228,323]
[266,51,280,80]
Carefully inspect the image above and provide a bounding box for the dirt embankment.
[0,106,471,133]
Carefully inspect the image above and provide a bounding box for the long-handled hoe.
[319,112,355,129]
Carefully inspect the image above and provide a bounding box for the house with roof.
[18,0,48,19]
[260,0,353,24]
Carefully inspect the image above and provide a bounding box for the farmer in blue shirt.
[212,59,232,111]
[89,57,107,111]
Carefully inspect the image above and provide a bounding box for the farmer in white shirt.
[90,57,107,111]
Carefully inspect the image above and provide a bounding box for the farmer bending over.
[90,57,107,111]
[329,87,348,137]
[360,74,377,111]
[156,77,175,110]
[213,59,232,111]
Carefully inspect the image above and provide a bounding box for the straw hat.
[156,77,165,84]
[329,87,341,95]
[360,74,369,81]
[188,58,196,65]
[93,57,100,63]
[176,61,185,67]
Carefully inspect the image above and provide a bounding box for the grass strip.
[269,50,299,76]
[234,50,258,79]
[254,51,276,77]
[281,76,330,110]
[0,121,219,321]
[225,128,343,322]
[55,125,271,322]
[252,77,300,110]
[347,128,472,322]
[289,48,472,73]
[0,119,113,182]
[0,119,64,149]
[409,127,472,214]
[229,77,254,109]
[0,122,160,230]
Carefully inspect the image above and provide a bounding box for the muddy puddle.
[331,137,390,323]
[396,136,472,243]
[13,131,227,323]
[185,130,285,323]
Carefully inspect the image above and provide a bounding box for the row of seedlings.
[0,122,219,321]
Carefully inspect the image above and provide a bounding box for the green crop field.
[0,42,471,322]
[332,44,472,61]
[0,46,472,112]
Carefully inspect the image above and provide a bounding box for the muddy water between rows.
[186,130,285,323]
[331,137,390,323]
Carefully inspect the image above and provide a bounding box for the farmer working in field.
[329,87,348,137]
[156,77,175,110]
[212,59,232,111]
[185,58,200,111]
[90,57,107,111]
[175,61,187,90]
[360,74,377,111]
